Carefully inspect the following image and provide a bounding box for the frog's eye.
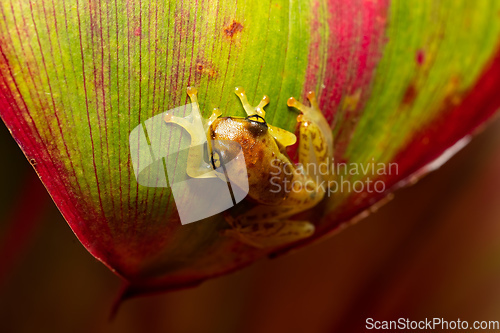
[245,114,268,127]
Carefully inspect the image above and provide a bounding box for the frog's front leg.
[164,87,221,179]
[288,91,334,183]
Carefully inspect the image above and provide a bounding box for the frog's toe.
[187,86,198,97]
[255,95,269,117]
[306,91,319,110]
[163,113,183,124]
[287,96,306,112]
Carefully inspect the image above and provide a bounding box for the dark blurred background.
[1,114,500,333]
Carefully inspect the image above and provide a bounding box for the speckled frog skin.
[165,87,334,248]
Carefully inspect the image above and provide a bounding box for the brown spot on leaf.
[402,83,418,106]
[416,49,425,66]
[223,20,243,39]
[194,58,218,80]
[134,27,141,37]
[441,76,463,109]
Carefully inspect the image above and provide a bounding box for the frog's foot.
[164,87,221,144]
[223,202,317,248]
[288,91,334,182]
[224,215,315,249]
[234,86,270,119]
[164,87,204,144]
[235,87,297,148]
[164,87,221,179]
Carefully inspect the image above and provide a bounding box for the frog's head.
[207,94,297,203]
[208,113,275,170]
[210,113,268,140]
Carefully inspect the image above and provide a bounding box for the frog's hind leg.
[224,220,315,249]
[223,204,315,248]
[224,219,315,249]
[288,91,334,183]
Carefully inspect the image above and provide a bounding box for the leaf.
[1,0,500,296]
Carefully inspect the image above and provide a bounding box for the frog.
[164,86,334,248]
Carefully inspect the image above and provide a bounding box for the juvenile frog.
[164,87,334,248]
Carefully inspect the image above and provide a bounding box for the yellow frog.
[164,87,334,248]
